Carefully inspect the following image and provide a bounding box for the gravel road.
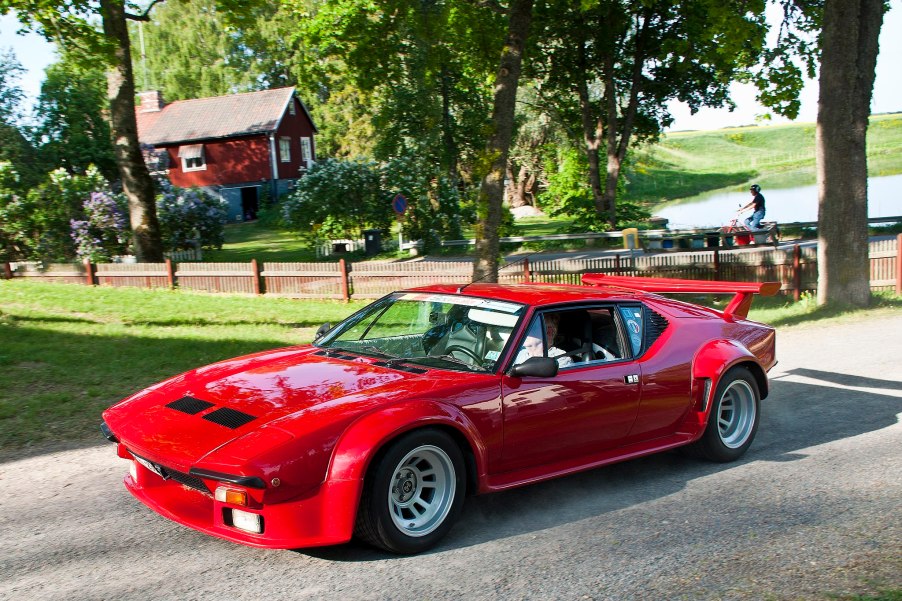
[1,312,900,601]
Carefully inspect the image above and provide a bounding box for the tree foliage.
[0,48,42,188]
[35,50,117,180]
[0,164,110,260]
[527,0,769,225]
[128,0,262,100]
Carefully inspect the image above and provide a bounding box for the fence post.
[3,262,11,280]
[793,244,802,302]
[896,233,902,296]
[615,254,621,276]
[251,259,262,295]
[339,259,350,301]
[522,257,530,282]
[165,259,176,289]
[83,258,96,286]
[714,249,721,281]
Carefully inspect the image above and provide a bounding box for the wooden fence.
[4,235,900,301]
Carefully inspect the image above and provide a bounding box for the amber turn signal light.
[214,486,248,506]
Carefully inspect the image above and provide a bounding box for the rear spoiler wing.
[580,274,781,320]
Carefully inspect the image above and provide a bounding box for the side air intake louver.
[166,396,214,415]
[202,407,257,429]
[644,310,669,350]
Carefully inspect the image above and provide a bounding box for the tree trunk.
[472,0,533,282]
[101,0,164,262]
[816,0,884,307]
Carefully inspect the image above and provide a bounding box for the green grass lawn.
[0,280,367,451]
[626,113,902,202]
[205,220,318,263]
[1,279,898,453]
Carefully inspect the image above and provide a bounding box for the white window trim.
[279,137,291,163]
[300,136,313,168]
[179,145,207,172]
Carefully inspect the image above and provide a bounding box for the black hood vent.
[167,396,214,415]
[202,407,257,429]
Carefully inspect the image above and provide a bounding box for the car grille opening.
[167,468,211,493]
[166,396,214,415]
[202,407,257,429]
[132,452,210,494]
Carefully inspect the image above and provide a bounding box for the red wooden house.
[136,87,317,222]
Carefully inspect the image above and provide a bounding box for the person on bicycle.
[740,184,766,230]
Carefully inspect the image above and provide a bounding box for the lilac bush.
[69,190,130,262]
[156,182,227,250]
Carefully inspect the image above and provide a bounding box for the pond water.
[652,174,902,229]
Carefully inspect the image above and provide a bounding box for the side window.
[618,305,644,356]
[586,307,623,361]
[513,318,545,365]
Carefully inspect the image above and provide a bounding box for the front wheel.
[691,367,760,462]
[355,429,465,554]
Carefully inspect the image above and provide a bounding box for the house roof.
[136,87,317,146]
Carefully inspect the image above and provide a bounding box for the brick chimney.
[138,90,165,112]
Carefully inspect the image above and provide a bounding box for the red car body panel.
[102,278,777,549]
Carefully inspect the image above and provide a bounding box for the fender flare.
[316,400,488,537]
[684,339,768,438]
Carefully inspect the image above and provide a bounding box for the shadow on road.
[302,371,901,561]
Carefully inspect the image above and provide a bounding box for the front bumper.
[121,448,360,549]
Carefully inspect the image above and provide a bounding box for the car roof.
[406,283,645,307]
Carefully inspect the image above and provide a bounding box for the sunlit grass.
[0,280,367,450]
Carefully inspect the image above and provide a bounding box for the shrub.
[156,181,228,250]
[282,158,392,242]
[69,190,130,262]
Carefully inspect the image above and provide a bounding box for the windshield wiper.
[409,354,484,372]
[326,345,399,360]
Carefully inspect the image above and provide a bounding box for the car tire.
[355,429,466,554]
[691,366,760,462]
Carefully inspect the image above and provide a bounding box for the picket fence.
[4,236,900,301]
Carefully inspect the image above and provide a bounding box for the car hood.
[103,346,427,470]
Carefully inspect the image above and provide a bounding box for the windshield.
[317,292,526,372]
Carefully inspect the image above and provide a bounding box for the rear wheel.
[691,367,760,462]
[355,429,465,554]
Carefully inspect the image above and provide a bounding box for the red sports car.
[101,275,778,554]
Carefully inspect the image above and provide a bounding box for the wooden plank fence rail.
[174,262,259,295]
[95,262,171,289]
[3,236,899,300]
[262,260,347,299]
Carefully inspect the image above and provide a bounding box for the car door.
[499,306,642,473]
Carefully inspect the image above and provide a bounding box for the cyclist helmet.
[750,184,761,193]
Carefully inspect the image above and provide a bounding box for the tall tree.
[35,51,117,180]
[1,1,164,260]
[472,0,533,282]
[816,0,886,307]
[129,0,260,100]
[2,0,257,262]
[297,0,503,178]
[0,48,41,188]
[529,0,768,227]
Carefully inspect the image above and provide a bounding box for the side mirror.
[508,357,558,378]
[314,322,332,341]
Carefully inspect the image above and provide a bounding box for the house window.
[178,144,206,172]
[279,137,291,162]
[300,137,313,168]
[289,101,296,116]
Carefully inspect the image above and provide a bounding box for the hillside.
[625,113,902,202]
